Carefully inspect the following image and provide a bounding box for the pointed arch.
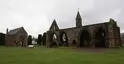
[60,32,68,46]
[80,29,91,47]
[50,33,58,47]
[94,27,108,47]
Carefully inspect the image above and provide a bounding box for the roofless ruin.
[46,11,122,48]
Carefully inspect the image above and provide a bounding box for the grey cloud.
[48,0,124,32]
[0,0,124,37]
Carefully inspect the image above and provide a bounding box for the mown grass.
[0,46,124,64]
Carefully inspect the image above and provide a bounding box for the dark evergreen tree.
[28,35,32,45]
[0,33,5,46]
[43,32,46,45]
[37,34,42,45]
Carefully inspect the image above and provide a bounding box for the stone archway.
[60,32,68,46]
[80,30,91,47]
[94,28,107,47]
[50,33,58,47]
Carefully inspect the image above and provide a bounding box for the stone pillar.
[108,39,115,48]
[90,37,95,48]
[46,31,50,48]
[76,37,80,48]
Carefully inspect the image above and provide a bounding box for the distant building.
[32,40,37,45]
[6,27,28,47]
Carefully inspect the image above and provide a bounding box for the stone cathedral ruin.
[46,11,122,48]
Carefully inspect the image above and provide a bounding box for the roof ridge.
[8,27,23,35]
[10,27,22,31]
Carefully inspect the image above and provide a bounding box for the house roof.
[8,27,23,35]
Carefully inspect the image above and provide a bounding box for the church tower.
[76,11,82,28]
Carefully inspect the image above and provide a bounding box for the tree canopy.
[28,35,32,45]
[37,34,42,45]
[43,32,46,45]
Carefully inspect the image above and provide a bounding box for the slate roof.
[8,27,23,35]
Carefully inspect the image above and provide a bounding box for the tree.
[43,32,46,45]
[0,33,5,46]
[28,35,32,45]
[37,34,42,45]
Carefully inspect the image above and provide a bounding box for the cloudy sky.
[0,0,124,37]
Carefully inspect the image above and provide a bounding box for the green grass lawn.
[0,46,124,64]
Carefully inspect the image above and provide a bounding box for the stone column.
[76,37,80,48]
[46,31,50,48]
[90,37,95,48]
[108,39,115,48]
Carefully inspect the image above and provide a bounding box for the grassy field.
[0,46,124,64]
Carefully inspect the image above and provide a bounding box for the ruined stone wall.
[46,20,121,48]
[59,28,80,46]
[108,19,121,47]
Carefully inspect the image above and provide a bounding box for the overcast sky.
[0,0,124,37]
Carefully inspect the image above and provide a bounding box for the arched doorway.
[94,28,107,47]
[51,33,58,47]
[60,32,68,46]
[80,30,91,47]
